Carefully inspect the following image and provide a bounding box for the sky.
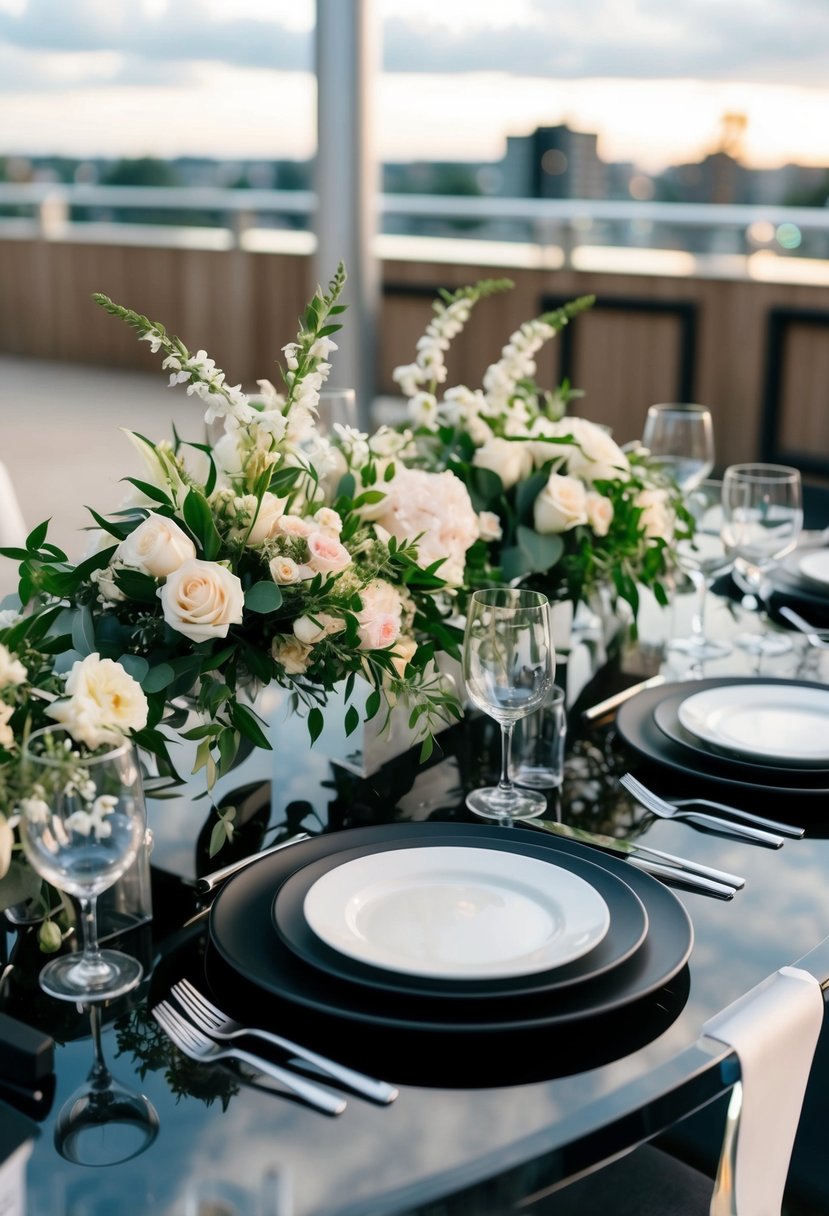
[0,0,828,174]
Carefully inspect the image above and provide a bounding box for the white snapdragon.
[482,319,555,413]
[0,644,27,690]
[409,392,439,431]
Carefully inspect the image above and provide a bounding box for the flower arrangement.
[391,279,685,620]
[1,265,470,859]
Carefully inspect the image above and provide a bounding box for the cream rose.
[47,653,149,749]
[534,473,589,534]
[117,513,196,578]
[160,559,244,643]
[585,491,614,538]
[472,437,533,490]
[269,556,302,585]
[635,488,675,543]
[0,702,13,750]
[245,492,288,546]
[557,417,630,484]
[0,814,12,879]
[0,644,27,690]
[272,636,313,675]
[356,580,403,651]
[277,514,314,539]
[390,634,418,678]
[293,613,346,646]
[305,531,352,576]
[477,511,503,543]
[314,507,343,535]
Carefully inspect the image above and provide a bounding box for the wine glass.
[720,463,803,657]
[670,480,733,661]
[462,588,555,824]
[642,404,715,491]
[316,387,357,436]
[54,1002,159,1166]
[20,727,147,1002]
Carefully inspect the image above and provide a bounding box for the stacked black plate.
[767,547,829,629]
[204,821,693,1085]
[616,676,829,803]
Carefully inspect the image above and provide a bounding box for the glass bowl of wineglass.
[720,463,803,657]
[670,479,733,662]
[642,403,715,492]
[20,727,147,1003]
[462,588,555,824]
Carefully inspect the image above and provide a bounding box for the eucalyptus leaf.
[244,581,283,614]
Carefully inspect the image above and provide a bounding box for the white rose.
[356,580,403,651]
[534,473,589,534]
[117,513,196,578]
[0,644,27,690]
[213,430,244,476]
[293,613,345,646]
[269,556,302,585]
[272,636,312,675]
[246,492,287,546]
[472,438,533,490]
[557,418,630,484]
[477,511,503,543]
[585,491,614,538]
[635,488,675,543]
[0,702,13,750]
[92,565,126,603]
[0,814,12,879]
[160,559,245,643]
[47,653,149,749]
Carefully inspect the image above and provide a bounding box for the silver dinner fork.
[152,1001,347,1116]
[619,774,786,847]
[171,978,398,1105]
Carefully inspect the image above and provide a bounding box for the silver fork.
[152,1001,346,1116]
[670,798,803,838]
[619,774,785,847]
[779,606,829,648]
[171,978,397,1105]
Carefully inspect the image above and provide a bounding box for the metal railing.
[1,182,828,271]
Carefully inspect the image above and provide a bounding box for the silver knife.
[195,832,313,895]
[530,819,744,889]
[626,857,735,900]
[582,674,667,722]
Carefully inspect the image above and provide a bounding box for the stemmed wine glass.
[720,463,803,657]
[670,480,733,661]
[462,588,555,824]
[642,403,715,492]
[54,1002,159,1166]
[20,727,147,1002]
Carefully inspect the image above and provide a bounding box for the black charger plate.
[208,822,693,1036]
[616,678,829,800]
[652,685,829,784]
[271,835,648,1000]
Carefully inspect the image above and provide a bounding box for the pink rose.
[305,530,352,575]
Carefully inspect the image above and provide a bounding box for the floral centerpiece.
[1,265,473,863]
[390,279,685,623]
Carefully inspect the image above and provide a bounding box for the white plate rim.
[676,682,829,764]
[797,550,829,589]
[301,845,611,980]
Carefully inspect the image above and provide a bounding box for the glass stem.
[690,572,709,641]
[88,1003,110,1087]
[499,722,515,797]
[78,895,104,970]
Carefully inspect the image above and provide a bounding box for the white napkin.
[703,965,823,1216]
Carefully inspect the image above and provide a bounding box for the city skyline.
[0,0,828,174]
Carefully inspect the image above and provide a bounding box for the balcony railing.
[1,182,828,279]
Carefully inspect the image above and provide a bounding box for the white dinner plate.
[797,550,829,590]
[677,682,829,766]
[302,845,611,980]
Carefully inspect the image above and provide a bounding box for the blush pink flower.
[305,530,352,575]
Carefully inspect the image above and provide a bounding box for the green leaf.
[118,654,150,684]
[308,706,324,744]
[466,465,503,512]
[122,478,172,506]
[268,466,303,496]
[26,519,49,551]
[335,472,356,501]
[515,471,551,523]
[516,525,564,574]
[231,702,272,751]
[244,581,283,614]
[344,704,360,737]
[365,689,382,721]
[142,663,176,693]
[182,489,222,560]
[71,605,96,656]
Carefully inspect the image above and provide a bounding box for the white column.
[314,0,379,429]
